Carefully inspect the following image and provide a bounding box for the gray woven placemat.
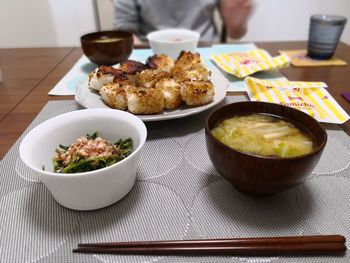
[1,97,350,263]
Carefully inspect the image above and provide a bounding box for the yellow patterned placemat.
[212,49,290,78]
[245,77,350,124]
[279,50,347,67]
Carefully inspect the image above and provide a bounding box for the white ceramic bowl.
[147,29,200,59]
[19,109,147,211]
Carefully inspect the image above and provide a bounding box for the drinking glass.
[307,14,347,59]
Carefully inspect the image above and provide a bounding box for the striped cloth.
[245,77,350,124]
[211,49,290,78]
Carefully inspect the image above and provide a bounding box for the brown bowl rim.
[205,101,328,160]
[80,30,133,43]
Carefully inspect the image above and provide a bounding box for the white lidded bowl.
[19,108,147,211]
[147,28,200,59]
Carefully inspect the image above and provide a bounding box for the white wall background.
[243,0,350,43]
[0,0,349,48]
[0,0,96,48]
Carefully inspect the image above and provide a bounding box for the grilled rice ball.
[119,60,147,74]
[172,51,210,82]
[88,66,128,92]
[155,78,182,110]
[146,54,175,74]
[126,86,165,114]
[119,60,147,85]
[100,82,129,110]
[180,80,215,106]
[137,69,170,89]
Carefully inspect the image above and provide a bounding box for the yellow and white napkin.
[245,77,350,124]
[212,49,290,78]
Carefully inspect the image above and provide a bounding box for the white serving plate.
[75,70,229,122]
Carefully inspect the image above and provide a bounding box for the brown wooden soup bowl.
[81,30,133,66]
[205,101,327,195]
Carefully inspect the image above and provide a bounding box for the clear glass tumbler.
[307,14,347,60]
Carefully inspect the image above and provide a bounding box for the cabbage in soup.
[211,114,314,158]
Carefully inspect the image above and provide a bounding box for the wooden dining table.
[1,41,350,160]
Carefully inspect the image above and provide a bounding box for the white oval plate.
[75,70,228,122]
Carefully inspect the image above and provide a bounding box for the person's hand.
[133,34,143,46]
[220,0,254,39]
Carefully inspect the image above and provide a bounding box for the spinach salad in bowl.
[52,132,133,173]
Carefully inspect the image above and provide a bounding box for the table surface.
[1,41,350,159]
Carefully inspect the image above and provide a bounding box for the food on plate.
[100,82,128,110]
[211,114,314,158]
[181,80,214,106]
[155,78,182,109]
[126,86,165,114]
[53,132,133,173]
[119,60,147,74]
[87,51,214,114]
[88,66,128,91]
[146,54,175,74]
[172,51,210,82]
[119,60,147,84]
[137,69,170,88]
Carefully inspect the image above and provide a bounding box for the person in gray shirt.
[113,0,254,44]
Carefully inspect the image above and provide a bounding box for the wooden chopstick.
[73,235,347,256]
[78,235,345,248]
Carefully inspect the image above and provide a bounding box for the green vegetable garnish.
[115,137,133,160]
[59,144,69,151]
[52,132,133,173]
[86,132,98,140]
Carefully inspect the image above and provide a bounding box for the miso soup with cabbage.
[211,114,314,158]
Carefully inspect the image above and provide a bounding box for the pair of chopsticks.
[73,235,346,256]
